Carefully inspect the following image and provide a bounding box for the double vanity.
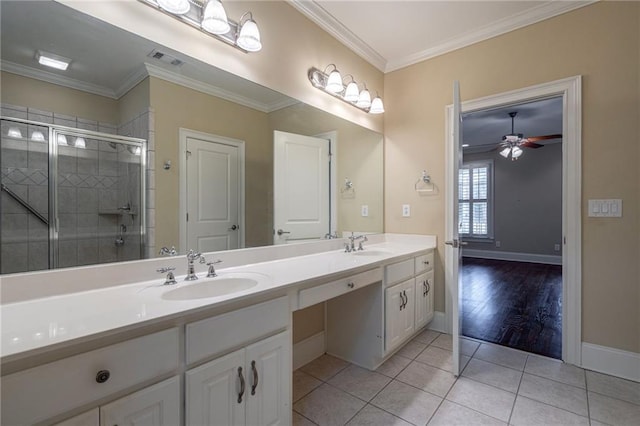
[0,233,436,425]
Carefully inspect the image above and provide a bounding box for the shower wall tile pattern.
[1,103,150,273]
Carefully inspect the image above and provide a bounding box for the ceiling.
[290,0,596,72]
[0,0,295,111]
[462,96,563,149]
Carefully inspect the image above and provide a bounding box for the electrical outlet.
[495,241,501,248]
[361,205,369,217]
[554,244,560,251]
[402,204,411,217]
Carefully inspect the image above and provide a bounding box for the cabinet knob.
[423,260,430,265]
[95,369,110,384]
[347,282,355,289]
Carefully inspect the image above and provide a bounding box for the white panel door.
[100,376,180,426]
[448,80,464,376]
[186,349,245,426]
[385,279,415,352]
[273,131,330,244]
[245,331,291,426]
[186,136,240,252]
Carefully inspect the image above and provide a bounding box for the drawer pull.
[399,291,405,311]
[426,280,431,294]
[347,282,355,289]
[251,360,259,395]
[95,370,110,384]
[423,281,427,297]
[238,367,245,403]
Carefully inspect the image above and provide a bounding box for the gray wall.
[463,143,562,256]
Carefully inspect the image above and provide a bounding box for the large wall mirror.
[0,0,383,274]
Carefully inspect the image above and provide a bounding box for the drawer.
[1,328,179,425]
[298,268,382,309]
[415,251,435,274]
[385,258,414,285]
[186,296,288,365]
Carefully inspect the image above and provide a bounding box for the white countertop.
[0,234,436,363]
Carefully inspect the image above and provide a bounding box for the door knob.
[444,239,467,248]
[228,224,238,231]
[277,229,291,236]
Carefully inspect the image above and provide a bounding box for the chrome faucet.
[206,259,223,277]
[347,232,368,252]
[157,267,177,285]
[159,246,177,256]
[185,249,204,281]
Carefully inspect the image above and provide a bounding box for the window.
[459,161,492,238]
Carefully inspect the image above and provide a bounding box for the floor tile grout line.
[516,375,590,418]
[359,379,422,426]
[513,394,591,423]
[507,356,526,425]
[586,388,640,407]
[437,398,510,425]
[521,369,587,391]
[292,407,319,425]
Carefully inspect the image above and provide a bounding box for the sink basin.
[162,277,259,301]
[352,250,392,257]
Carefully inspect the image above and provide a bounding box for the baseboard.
[293,331,325,370]
[582,342,640,382]
[462,249,562,265]
[428,311,447,333]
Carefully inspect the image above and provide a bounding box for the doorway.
[179,129,245,253]
[460,98,563,359]
[445,76,582,367]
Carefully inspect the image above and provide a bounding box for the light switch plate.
[402,204,411,217]
[588,199,622,217]
[361,205,369,217]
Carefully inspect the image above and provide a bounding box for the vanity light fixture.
[36,51,70,71]
[139,0,262,53]
[57,134,68,146]
[31,130,46,142]
[308,65,385,114]
[74,137,86,149]
[7,127,22,138]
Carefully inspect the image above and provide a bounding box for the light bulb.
[369,96,385,114]
[344,81,359,102]
[202,0,230,34]
[75,137,86,149]
[31,130,46,142]
[499,147,511,158]
[356,89,371,108]
[7,127,22,138]
[57,134,68,146]
[157,0,190,14]
[325,69,343,94]
[237,18,262,52]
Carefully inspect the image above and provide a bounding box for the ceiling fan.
[498,111,562,161]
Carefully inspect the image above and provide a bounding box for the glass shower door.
[1,119,51,274]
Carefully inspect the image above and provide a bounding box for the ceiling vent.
[147,49,185,67]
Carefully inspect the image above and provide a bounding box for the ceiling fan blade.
[525,134,562,142]
[520,141,544,149]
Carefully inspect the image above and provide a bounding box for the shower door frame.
[1,116,147,270]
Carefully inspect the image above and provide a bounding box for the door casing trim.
[444,76,582,365]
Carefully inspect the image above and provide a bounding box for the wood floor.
[461,257,562,359]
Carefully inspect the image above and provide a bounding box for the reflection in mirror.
[0,0,383,274]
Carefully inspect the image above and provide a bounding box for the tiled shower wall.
[0,103,153,273]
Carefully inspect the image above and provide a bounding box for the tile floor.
[292,330,640,425]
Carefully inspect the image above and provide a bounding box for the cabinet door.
[186,350,246,426]
[385,279,415,351]
[425,270,435,324]
[54,408,99,426]
[245,331,291,426]
[415,273,429,329]
[100,376,180,426]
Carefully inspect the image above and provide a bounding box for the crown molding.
[143,63,291,113]
[115,65,151,99]
[385,0,598,72]
[288,0,387,72]
[0,60,117,99]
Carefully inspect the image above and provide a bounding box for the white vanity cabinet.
[185,296,291,426]
[385,279,416,351]
[186,331,290,426]
[54,377,180,426]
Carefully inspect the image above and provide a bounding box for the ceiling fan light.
[157,0,190,15]
[325,69,344,94]
[512,146,523,159]
[369,96,385,114]
[499,146,511,158]
[356,89,371,108]
[344,81,359,102]
[237,17,262,52]
[202,0,231,34]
